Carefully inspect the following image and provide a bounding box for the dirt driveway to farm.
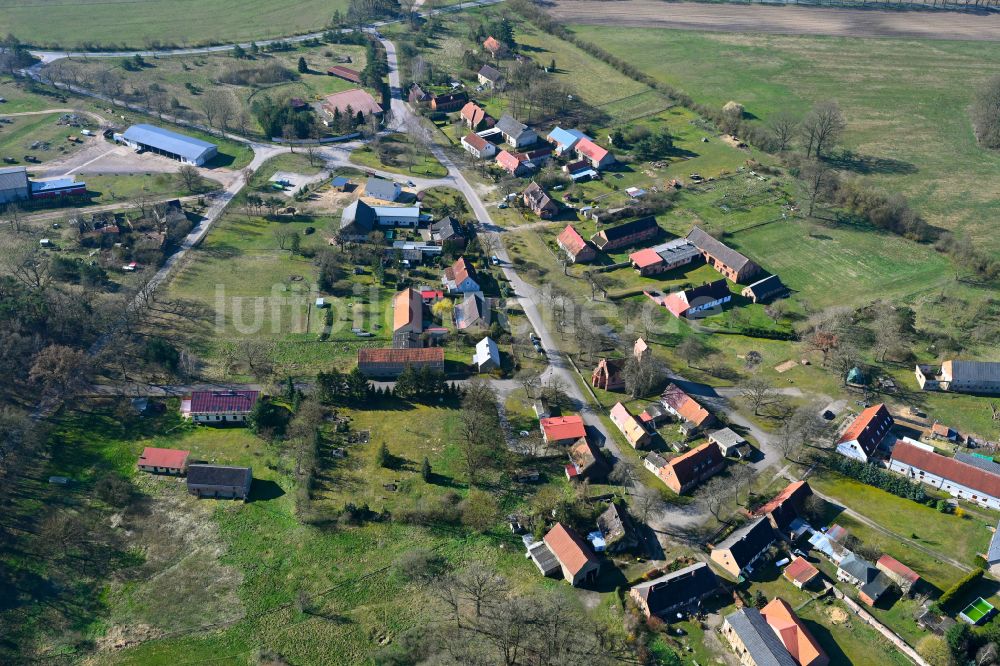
[547,1,1000,41]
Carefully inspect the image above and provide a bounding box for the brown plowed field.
[547,1,1000,40]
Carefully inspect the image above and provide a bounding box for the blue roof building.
[547,126,590,155]
[120,124,219,166]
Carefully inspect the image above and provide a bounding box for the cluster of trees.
[610,126,675,162]
[251,94,316,139]
[826,455,928,503]
[0,34,37,75]
[972,75,1000,151]
[457,379,503,485]
[316,367,373,404]
[375,559,636,666]
[392,365,460,402]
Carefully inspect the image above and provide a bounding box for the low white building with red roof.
[182,390,259,423]
[574,137,615,169]
[137,447,190,475]
[461,132,496,160]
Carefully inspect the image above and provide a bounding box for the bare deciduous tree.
[801,101,846,158]
[740,376,779,416]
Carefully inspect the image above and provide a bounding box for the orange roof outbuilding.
[544,522,597,577]
[761,598,829,666]
[138,447,190,470]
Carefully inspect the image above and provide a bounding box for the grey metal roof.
[497,114,530,140]
[654,238,701,264]
[725,608,797,666]
[955,453,1000,477]
[340,200,376,233]
[529,541,560,575]
[365,177,400,202]
[122,124,217,163]
[0,166,28,191]
[645,452,668,469]
[949,360,1000,384]
[710,427,746,448]
[187,464,252,488]
[687,226,756,273]
[839,553,879,583]
[988,521,1000,564]
[432,216,462,240]
[478,64,502,81]
[861,573,892,601]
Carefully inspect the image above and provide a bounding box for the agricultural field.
[569,26,1000,253]
[43,42,368,138]
[0,0,349,49]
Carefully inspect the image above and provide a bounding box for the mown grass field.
[350,133,448,178]
[0,112,92,165]
[0,0,349,49]
[569,26,1000,252]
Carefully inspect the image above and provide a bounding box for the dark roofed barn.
[630,562,720,619]
[187,464,253,500]
[710,518,776,577]
[687,226,760,284]
[591,216,660,251]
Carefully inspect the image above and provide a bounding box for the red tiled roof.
[610,402,647,447]
[838,403,892,450]
[445,256,476,287]
[761,598,829,666]
[557,224,589,256]
[321,88,383,115]
[877,555,920,584]
[138,447,189,469]
[544,522,597,576]
[393,288,422,332]
[327,65,362,83]
[496,149,524,173]
[189,390,259,414]
[667,442,722,485]
[663,292,691,318]
[630,248,663,269]
[420,289,443,301]
[661,384,712,426]
[783,556,820,586]
[576,137,609,163]
[891,439,1000,499]
[541,414,586,441]
[463,132,490,151]
[358,347,445,365]
[753,480,809,518]
[461,102,487,127]
[932,423,952,437]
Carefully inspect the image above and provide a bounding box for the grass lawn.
[0,80,70,113]
[350,133,448,178]
[809,471,993,583]
[83,172,206,204]
[0,0,350,49]
[569,26,1000,253]
[0,112,92,166]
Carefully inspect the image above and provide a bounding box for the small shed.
[709,428,748,457]
[846,366,866,385]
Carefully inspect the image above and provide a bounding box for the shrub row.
[827,455,928,503]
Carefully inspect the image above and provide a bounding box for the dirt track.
[547,1,1000,40]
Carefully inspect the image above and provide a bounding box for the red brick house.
[357,347,445,378]
[590,216,659,251]
[556,224,596,263]
[686,226,760,284]
[523,181,557,218]
[592,357,624,391]
[430,91,468,112]
[751,480,812,532]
